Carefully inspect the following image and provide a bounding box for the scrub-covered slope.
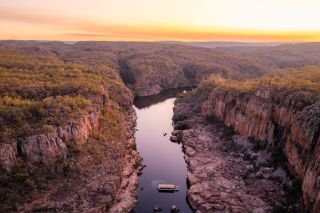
[98,42,320,96]
[0,44,140,212]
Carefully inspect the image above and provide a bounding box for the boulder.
[153,205,162,212]
[171,204,179,212]
[170,136,178,142]
[19,133,67,164]
[0,142,17,171]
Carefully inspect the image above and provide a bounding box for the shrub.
[172,113,187,122]
[201,66,320,98]
[0,48,128,142]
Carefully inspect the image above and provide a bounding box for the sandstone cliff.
[174,94,303,212]
[0,44,141,212]
[201,87,320,212]
[0,93,140,212]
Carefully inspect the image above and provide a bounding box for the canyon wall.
[201,87,320,211]
[0,41,143,212]
[0,92,140,212]
[0,94,108,171]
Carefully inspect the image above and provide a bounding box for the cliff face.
[201,87,320,211]
[0,91,140,212]
[0,94,103,171]
[0,66,139,212]
[114,43,272,96]
[20,96,102,164]
[0,42,142,212]
[119,56,190,96]
[173,94,302,212]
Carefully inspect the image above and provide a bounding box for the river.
[133,89,193,213]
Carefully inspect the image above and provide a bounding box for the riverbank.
[109,108,142,212]
[173,93,303,212]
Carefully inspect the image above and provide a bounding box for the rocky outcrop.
[0,115,100,172]
[119,56,191,96]
[19,134,67,164]
[11,107,141,213]
[18,100,102,165]
[173,94,303,212]
[108,109,141,213]
[0,92,141,212]
[0,142,17,172]
[201,87,320,211]
[0,95,103,170]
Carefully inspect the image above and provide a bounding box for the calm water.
[133,90,193,213]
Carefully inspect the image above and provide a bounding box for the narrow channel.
[133,89,193,213]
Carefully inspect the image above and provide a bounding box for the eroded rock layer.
[173,93,303,212]
[201,87,320,211]
[0,95,141,212]
[0,43,141,212]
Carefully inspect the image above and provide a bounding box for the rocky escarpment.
[114,43,271,97]
[0,94,103,173]
[201,87,320,212]
[0,41,143,212]
[118,56,191,96]
[173,93,303,212]
[114,43,320,97]
[0,93,141,212]
[105,108,141,213]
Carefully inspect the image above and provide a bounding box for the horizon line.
[1,39,316,44]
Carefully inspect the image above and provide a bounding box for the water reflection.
[133,89,193,213]
[134,87,192,109]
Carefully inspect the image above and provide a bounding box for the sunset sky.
[0,0,320,42]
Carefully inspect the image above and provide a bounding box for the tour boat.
[157,184,179,192]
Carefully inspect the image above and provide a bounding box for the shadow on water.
[133,88,194,213]
[134,87,193,109]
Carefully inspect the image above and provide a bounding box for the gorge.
[0,41,320,212]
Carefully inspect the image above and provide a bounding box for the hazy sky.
[0,0,320,41]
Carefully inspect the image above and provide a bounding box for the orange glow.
[0,0,320,42]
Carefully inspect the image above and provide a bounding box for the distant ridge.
[159,41,293,48]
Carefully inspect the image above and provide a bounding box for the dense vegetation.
[0,46,133,142]
[0,43,134,211]
[1,41,320,97]
[215,42,320,68]
[79,41,320,96]
[200,65,320,98]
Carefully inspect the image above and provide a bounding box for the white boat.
[157,184,179,192]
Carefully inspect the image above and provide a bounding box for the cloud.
[0,7,320,42]
[63,33,114,38]
[0,7,69,26]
